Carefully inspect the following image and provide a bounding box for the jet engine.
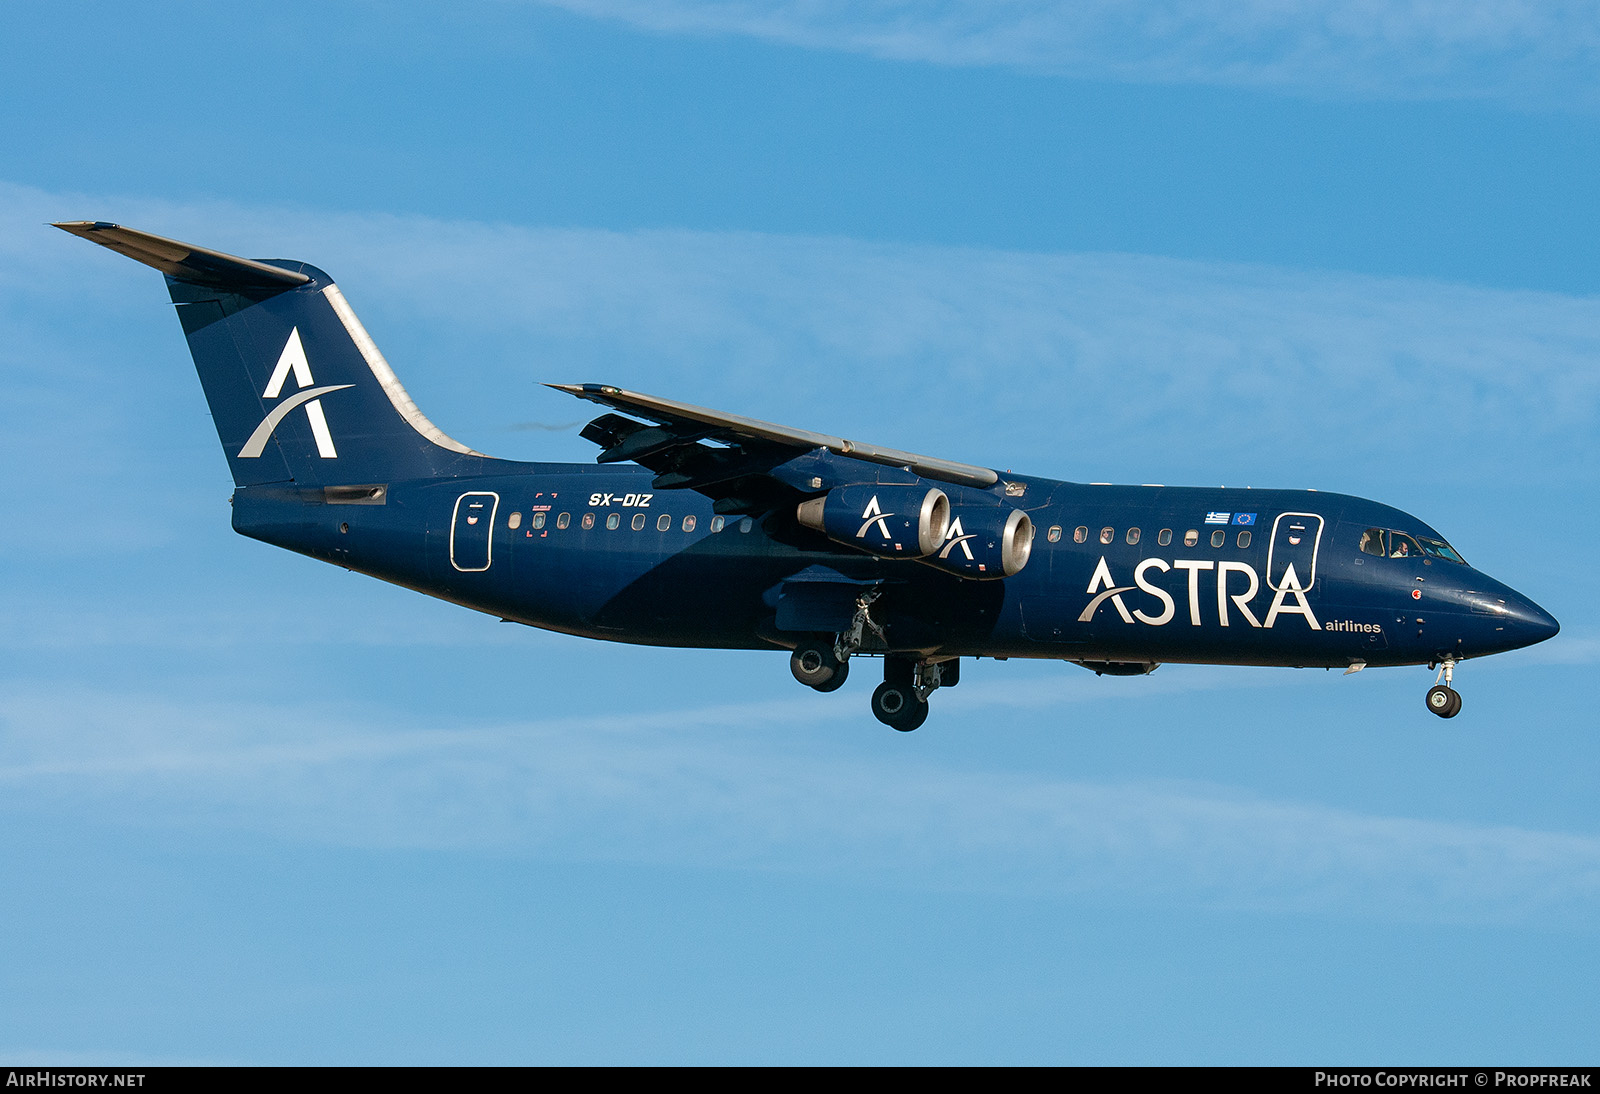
[923,507,1033,579]
[796,485,950,559]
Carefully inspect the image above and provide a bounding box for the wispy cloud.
[0,596,545,652]
[1516,626,1600,665]
[8,185,1592,930]
[2,686,1596,926]
[538,0,1600,106]
[505,420,582,432]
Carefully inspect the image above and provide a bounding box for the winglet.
[53,221,311,290]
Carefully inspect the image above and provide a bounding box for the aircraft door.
[451,491,499,572]
[1267,512,1323,592]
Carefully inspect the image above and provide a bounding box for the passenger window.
[710,516,726,533]
[508,511,522,530]
[1126,527,1140,545]
[1210,530,1225,548]
[1046,526,1062,543]
[1184,529,1199,547]
[605,513,620,530]
[1389,532,1421,559]
[531,512,547,530]
[1074,526,1088,544]
[1359,529,1386,557]
[1158,529,1172,546]
[740,517,754,533]
[683,515,697,532]
[1237,530,1251,549]
[581,513,595,530]
[1100,527,1115,545]
[631,513,646,531]
[657,514,671,531]
[556,513,570,530]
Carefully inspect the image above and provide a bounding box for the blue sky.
[2,0,1598,1064]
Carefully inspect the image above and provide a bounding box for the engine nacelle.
[796,485,950,559]
[923,507,1033,579]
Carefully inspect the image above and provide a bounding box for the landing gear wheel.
[1426,685,1462,719]
[813,659,849,693]
[791,641,847,692]
[871,681,929,732]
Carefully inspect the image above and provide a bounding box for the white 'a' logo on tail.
[238,327,354,459]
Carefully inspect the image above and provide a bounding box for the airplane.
[57,221,1560,731]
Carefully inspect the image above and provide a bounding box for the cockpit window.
[1388,532,1420,559]
[1416,535,1466,564]
[1362,527,1465,564]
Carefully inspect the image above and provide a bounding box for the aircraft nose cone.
[1506,594,1560,647]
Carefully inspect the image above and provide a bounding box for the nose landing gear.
[1426,658,1462,718]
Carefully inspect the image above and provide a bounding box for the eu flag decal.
[1233,513,1257,526]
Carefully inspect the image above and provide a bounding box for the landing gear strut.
[870,656,957,732]
[834,589,884,662]
[1426,658,1462,719]
[789,590,886,693]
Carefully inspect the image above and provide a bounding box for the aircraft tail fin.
[56,221,487,488]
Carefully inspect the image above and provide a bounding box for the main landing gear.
[869,657,958,732]
[789,643,958,731]
[1426,658,1463,719]
[790,641,848,692]
[786,591,957,730]
[788,589,882,694]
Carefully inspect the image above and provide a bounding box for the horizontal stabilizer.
[52,222,310,290]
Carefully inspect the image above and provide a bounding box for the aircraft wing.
[548,383,999,514]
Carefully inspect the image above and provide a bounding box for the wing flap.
[549,383,998,489]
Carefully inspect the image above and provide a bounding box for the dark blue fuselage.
[233,465,1557,670]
